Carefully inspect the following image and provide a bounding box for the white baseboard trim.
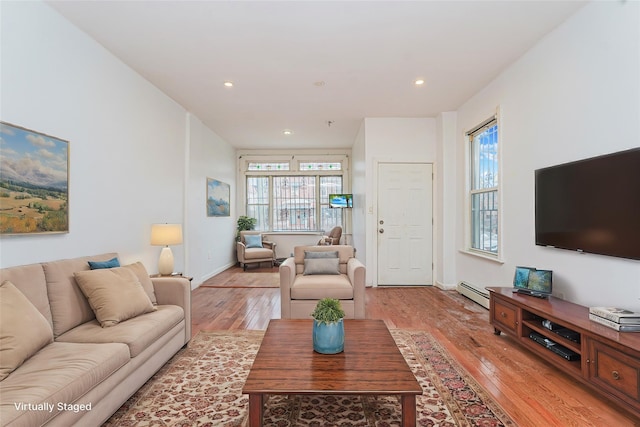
[195,262,236,289]
[456,281,490,309]
[435,280,457,291]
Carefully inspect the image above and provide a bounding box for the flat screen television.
[328,194,353,208]
[535,147,640,261]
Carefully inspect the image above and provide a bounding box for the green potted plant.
[311,298,345,354]
[236,215,257,241]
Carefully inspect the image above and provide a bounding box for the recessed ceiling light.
[282,129,293,136]
[223,81,234,87]
[414,79,425,86]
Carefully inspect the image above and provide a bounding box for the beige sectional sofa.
[0,253,191,427]
[279,245,366,319]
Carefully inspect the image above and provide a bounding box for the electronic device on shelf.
[512,266,552,298]
[555,328,580,343]
[529,332,580,361]
[542,320,581,343]
[542,319,564,331]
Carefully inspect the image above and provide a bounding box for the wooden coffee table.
[242,319,422,426]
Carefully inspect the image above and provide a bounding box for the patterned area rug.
[104,330,515,426]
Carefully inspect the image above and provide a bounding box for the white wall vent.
[457,281,490,310]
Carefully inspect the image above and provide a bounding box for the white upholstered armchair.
[279,245,365,319]
[237,231,277,270]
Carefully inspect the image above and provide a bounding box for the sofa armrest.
[279,257,296,318]
[347,258,366,319]
[151,277,192,344]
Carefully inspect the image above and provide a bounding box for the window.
[468,117,499,255]
[242,156,347,232]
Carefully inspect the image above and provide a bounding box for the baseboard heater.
[457,281,490,310]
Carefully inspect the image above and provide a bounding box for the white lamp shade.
[151,224,183,246]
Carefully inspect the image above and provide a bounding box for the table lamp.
[151,223,183,276]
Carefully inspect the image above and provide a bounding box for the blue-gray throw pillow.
[244,234,263,248]
[304,250,338,259]
[88,257,120,270]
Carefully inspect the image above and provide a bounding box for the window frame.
[465,112,502,261]
[240,154,349,233]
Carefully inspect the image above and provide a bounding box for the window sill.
[459,248,504,264]
[262,231,323,235]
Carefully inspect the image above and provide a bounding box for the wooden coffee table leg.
[401,394,416,427]
[248,393,264,426]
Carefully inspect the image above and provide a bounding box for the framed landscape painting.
[207,178,230,217]
[0,122,69,234]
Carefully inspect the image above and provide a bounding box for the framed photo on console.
[513,266,535,289]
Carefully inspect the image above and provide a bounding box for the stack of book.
[589,307,640,332]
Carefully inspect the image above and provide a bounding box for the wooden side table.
[150,273,193,282]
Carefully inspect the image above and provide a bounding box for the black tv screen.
[535,147,640,261]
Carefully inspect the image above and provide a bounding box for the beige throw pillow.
[74,267,157,328]
[121,262,157,305]
[0,280,54,381]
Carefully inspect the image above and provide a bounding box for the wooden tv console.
[487,287,640,417]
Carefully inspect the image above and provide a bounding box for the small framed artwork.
[0,122,69,235]
[513,266,534,289]
[207,178,230,217]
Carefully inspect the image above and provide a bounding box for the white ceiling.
[47,1,586,150]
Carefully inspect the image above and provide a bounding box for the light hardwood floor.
[191,266,639,426]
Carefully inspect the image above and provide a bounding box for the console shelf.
[488,287,640,417]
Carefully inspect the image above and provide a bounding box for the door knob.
[379,228,384,234]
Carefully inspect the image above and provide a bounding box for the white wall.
[0,2,237,284]
[362,118,437,286]
[454,1,640,309]
[435,112,457,289]
[185,115,237,286]
[351,121,367,262]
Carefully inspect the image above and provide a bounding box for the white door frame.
[370,159,436,287]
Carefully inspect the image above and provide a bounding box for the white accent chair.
[279,245,366,319]
[236,231,277,270]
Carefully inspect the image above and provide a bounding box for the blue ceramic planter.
[313,318,345,354]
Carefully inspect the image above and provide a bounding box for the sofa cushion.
[303,257,340,275]
[0,263,52,327]
[0,341,129,427]
[0,281,54,381]
[88,257,120,269]
[74,267,156,328]
[244,247,273,260]
[56,305,184,357]
[43,253,118,337]
[291,274,354,300]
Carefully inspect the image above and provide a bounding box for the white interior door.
[377,163,433,286]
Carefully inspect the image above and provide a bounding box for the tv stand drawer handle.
[500,312,507,318]
[612,371,620,381]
